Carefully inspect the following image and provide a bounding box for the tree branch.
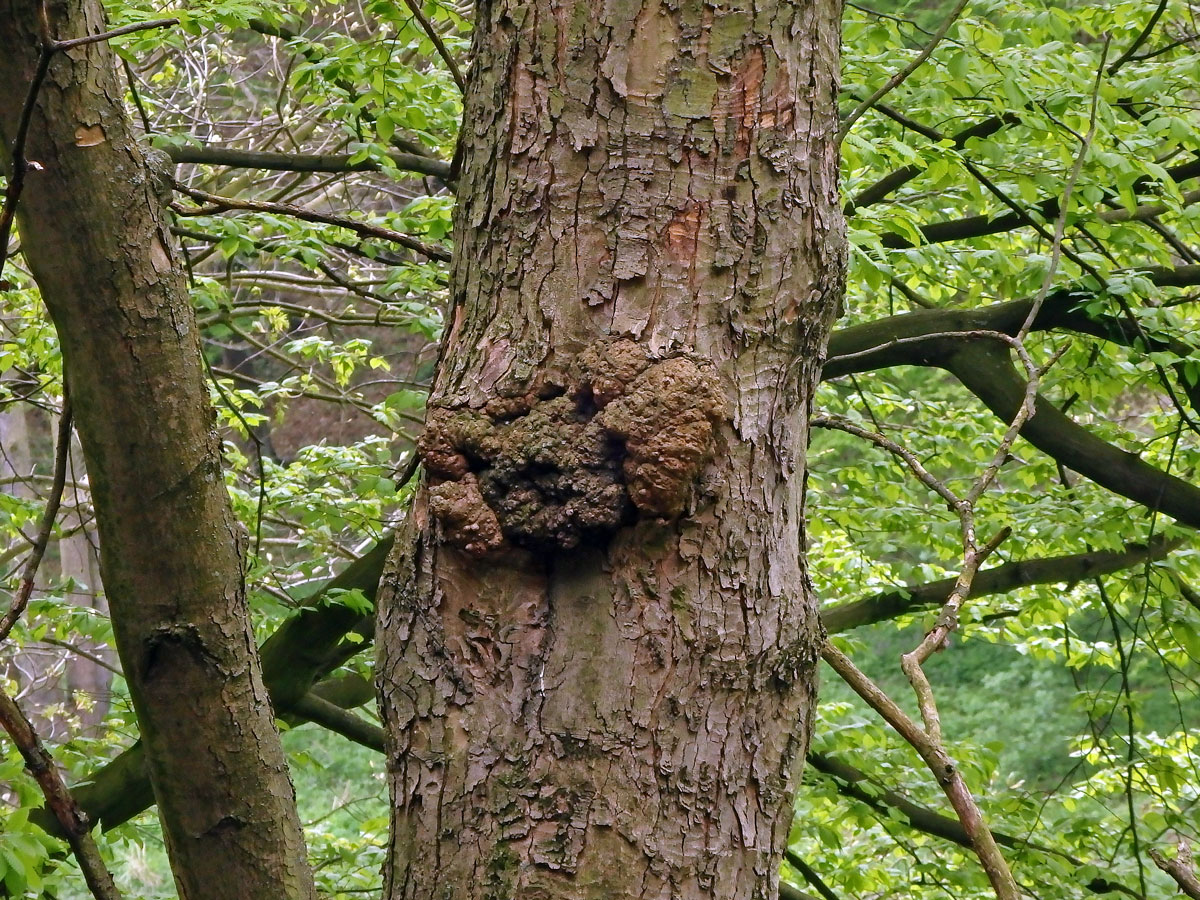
[821,536,1181,633]
[784,851,843,900]
[779,883,820,900]
[821,643,1021,900]
[0,31,51,283]
[878,156,1200,249]
[944,340,1200,528]
[807,752,1141,897]
[824,283,1186,377]
[289,692,384,752]
[166,144,453,181]
[31,537,393,835]
[846,112,1018,213]
[824,319,1200,528]
[170,181,451,262]
[1149,840,1200,900]
[1106,0,1169,74]
[399,0,465,92]
[0,690,123,900]
[824,279,1200,408]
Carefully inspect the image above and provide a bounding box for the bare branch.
[399,0,465,92]
[1149,839,1200,900]
[170,181,452,262]
[0,399,72,642]
[811,414,960,510]
[821,643,1021,900]
[0,690,123,900]
[166,144,453,181]
[822,537,1183,633]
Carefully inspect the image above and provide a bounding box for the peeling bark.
[0,3,315,897]
[377,1,845,897]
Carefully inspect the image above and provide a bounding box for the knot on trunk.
[420,339,725,555]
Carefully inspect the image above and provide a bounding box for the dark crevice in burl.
[419,339,727,555]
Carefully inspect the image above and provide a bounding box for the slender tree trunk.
[57,435,113,734]
[0,4,315,898]
[377,1,845,897]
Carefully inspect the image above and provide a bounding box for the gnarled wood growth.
[376,1,846,897]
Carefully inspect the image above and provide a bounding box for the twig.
[1106,0,1168,74]
[1129,32,1200,62]
[170,181,451,262]
[1016,38,1107,341]
[0,45,51,284]
[0,398,72,643]
[847,2,937,37]
[900,526,1009,741]
[48,17,177,51]
[840,0,970,141]
[822,643,1021,900]
[40,637,123,677]
[0,689,124,900]
[392,449,422,490]
[201,356,266,566]
[399,0,465,92]
[121,57,153,134]
[811,414,959,510]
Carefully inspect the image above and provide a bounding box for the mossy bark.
[377,1,845,898]
[0,3,315,898]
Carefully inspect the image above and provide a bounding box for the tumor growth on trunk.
[420,338,726,555]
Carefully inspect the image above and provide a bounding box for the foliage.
[1,0,1198,897]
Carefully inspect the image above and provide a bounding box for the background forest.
[2,0,1199,898]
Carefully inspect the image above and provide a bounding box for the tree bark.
[0,3,315,898]
[376,1,845,898]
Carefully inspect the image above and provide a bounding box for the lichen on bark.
[419,338,725,554]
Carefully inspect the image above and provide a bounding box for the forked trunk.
[377,1,845,897]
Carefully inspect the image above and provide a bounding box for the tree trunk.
[377,1,845,897]
[0,4,315,898]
